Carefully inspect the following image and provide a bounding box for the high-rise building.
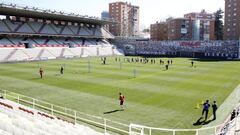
[185,10,215,40]
[101,11,110,20]
[109,2,139,37]
[150,10,215,41]
[184,9,215,20]
[101,11,110,30]
[224,0,240,40]
[191,19,215,40]
[167,18,193,40]
[150,22,168,41]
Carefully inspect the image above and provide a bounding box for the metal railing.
[129,123,225,135]
[0,89,129,134]
[129,104,240,135]
[1,89,239,135]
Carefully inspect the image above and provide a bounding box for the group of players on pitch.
[39,66,64,79]
[38,65,126,110]
[201,100,218,121]
[38,58,199,113]
[116,57,195,70]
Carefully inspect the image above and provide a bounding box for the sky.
[1,0,224,29]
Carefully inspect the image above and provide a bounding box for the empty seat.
[17,23,34,33]
[0,99,105,135]
[0,21,11,32]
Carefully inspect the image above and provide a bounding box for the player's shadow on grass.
[72,72,90,75]
[30,78,42,80]
[193,117,204,126]
[193,117,213,126]
[202,119,213,125]
[103,109,123,114]
[128,77,136,79]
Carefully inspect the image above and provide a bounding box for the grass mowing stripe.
[0,57,240,131]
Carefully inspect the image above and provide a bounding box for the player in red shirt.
[39,68,43,78]
[119,92,125,110]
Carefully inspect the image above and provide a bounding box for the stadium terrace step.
[5,37,15,45]
[49,24,59,34]
[38,23,46,33]
[0,46,123,62]
[68,25,79,35]
[52,39,61,44]
[68,26,76,35]
[3,49,18,61]
[31,38,40,45]
[2,20,13,32]
[44,39,49,45]
[60,48,66,57]
[77,26,81,35]
[14,22,24,32]
[36,49,45,59]
[26,22,37,33]
[80,47,85,56]
[59,25,65,34]
[0,19,114,38]
[111,48,115,56]
[97,47,100,56]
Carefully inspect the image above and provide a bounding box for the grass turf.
[0,57,239,130]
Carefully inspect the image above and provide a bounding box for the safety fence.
[0,89,129,135]
[0,89,239,135]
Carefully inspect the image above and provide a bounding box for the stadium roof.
[0,3,116,25]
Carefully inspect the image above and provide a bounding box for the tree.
[142,29,150,33]
[214,9,224,40]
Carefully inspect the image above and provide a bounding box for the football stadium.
[0,2,240,135]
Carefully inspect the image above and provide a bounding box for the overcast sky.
[1,0,225,29]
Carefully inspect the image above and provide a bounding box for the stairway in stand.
[4,49,18,61]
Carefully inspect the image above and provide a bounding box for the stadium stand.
[0,89,130,135]
[0,3,123,63]
[0,98,105,135]
[113,38,240,59]
[0,46,122,62]
[218,105,240,135]
[27,21,43,33]
[0,19,114,38]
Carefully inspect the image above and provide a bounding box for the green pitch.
[0,57,239,130]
